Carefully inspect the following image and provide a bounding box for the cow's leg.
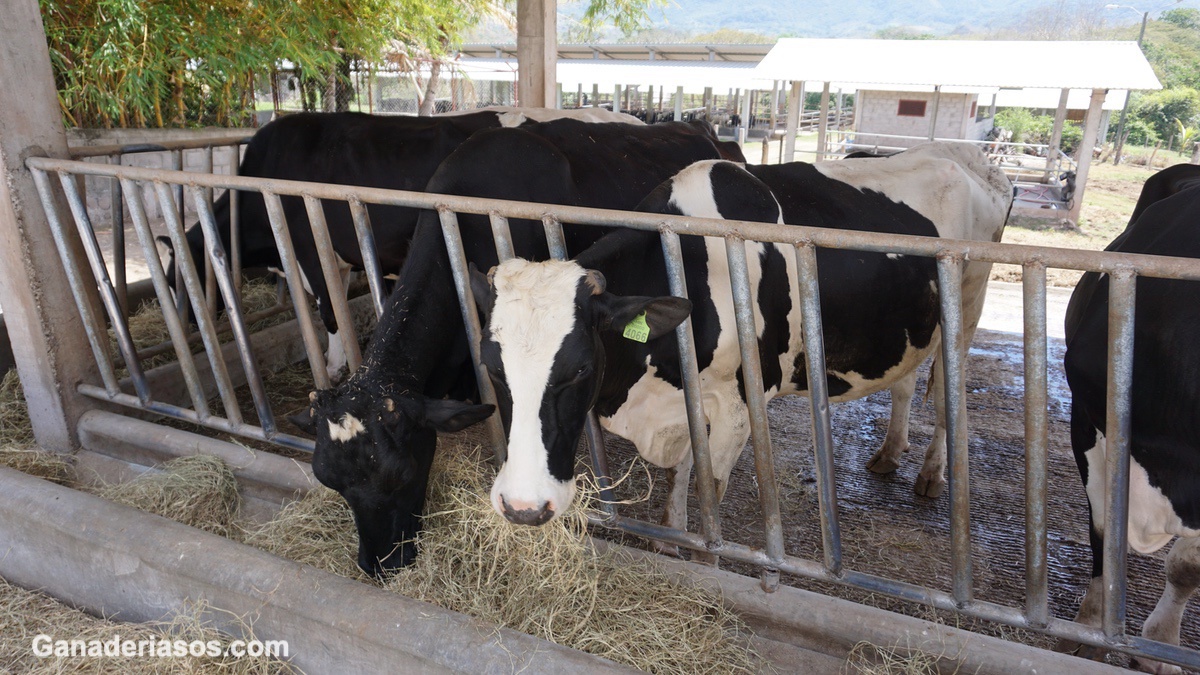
[915,356,947,498]
[1134,536,1200,674]
[866,371,916,475]
[1057,575,1109,661]
[656,448,693,558]
[323,262,354,382]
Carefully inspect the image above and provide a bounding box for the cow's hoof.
[914,473,945,498]
[1131,657,1182,675]
[1055,638,1107,661]
[866,452,901,475]
[653,541,682,559]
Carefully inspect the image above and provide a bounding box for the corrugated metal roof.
[755,39,1161,90]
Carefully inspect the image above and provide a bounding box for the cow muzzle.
[499,496,556,526]
[490,469,576,527]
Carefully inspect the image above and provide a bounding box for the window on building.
[897,99,927,117]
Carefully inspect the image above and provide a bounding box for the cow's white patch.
[328,413,365,443]
[497,111,527,128]
[887,253,903,259]
[488,259,585,519]
[1084,431,1200,554]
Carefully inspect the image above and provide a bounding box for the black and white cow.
[160,107,640,379]
[293,118,746,575]
[1062,164,1200,673]
[470,142,1012,533]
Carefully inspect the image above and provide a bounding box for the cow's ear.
[288,407,318,435]
[594,294,692,341]
[422,398,495,433]
[469,263,496,325]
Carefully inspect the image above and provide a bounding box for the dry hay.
[242,486,367,582]
[0,370,34,449]
[246,442,759,674]
[97,455,240,537]
[0,577,292,674]
[0,448,72,485]
[844,640,948,675]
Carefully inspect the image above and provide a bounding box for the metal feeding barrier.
[23,154,1200,670]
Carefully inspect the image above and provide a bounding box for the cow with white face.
[475,261,690,524]
[473,143,1012,534]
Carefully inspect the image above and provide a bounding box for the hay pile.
[246,443,759,674]
[98,455,240,537]
[0,577,291,674]
[845,640,944,675]
[0,370,72,484]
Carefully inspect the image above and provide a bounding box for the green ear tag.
[622,312,650,343]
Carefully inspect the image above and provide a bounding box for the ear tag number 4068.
[623,312,650,343]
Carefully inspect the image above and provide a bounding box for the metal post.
[302,195,363,372]
[1022,263,1049,626]
[725,238,785,591]
[347,198,387,319]
[795,243,843,576]
[937,253,973,606]
[928,85,942,142]
[660,229,723,551]
[1112,11,1149,166]
[438,208,508,463]
[110,153,127,314]
[230,145,243,292]
[1046,88,1070,183]
[1103,270,1136,640]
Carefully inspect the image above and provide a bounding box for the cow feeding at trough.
[1061,163,1200,672]
[293,117,746,575]
[473,142,1012,534]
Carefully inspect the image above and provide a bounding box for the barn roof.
[755,39,1162,91]
[452,57,757,92]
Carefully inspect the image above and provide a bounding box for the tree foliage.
[1132,87,1200,140]
[40,0,496,128]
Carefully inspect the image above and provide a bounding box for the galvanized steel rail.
[24,155,1200,670]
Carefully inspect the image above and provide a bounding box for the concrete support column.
[739,89,752,147]
[816,82,831,162]
[592,83,599,108]
[1046,87,1070,182]
[555,83,562,109]
[927,85,942,142]
[0,0,103,451]
[768,81,779,133]
[646,84,654,113]
[614,84,622,112]
[1069,88,1108,225]
[674,86,684,121]
[703,86,713,122]
[784,81,802,161]
[575,83,582,108]
[517,0,556,108]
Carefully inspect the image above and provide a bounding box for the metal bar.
[77,384,312,454]
[171,149,185,235]
[1022,262,1050,626]
[1103,270,1136,640]
[438,208,508,463]
[542,215,568,259]
[27,169,121,395]
[67,135,254,159]
[584,509,1200,671]
[937,254,973,605]
[26,158,1200,282]
[202,146,217,314]
[725,237,785,591]
[153,182,243,425]
[121,177,210,418]
[660,229,723,551]
[794,243,843,576]
[132,302,294,361]
[347,197,386,319]
[110,153,127,315]
[302,195,362,372]
[190,185,275,435]
[230,145,242,292]
[489,213,516,261]
[56,171,151,404]
[260,192,330,390]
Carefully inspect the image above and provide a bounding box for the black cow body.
[295,118,745,575]
[1062,164,1200,671]
[162,110,507,378]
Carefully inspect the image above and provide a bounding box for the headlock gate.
[23,148,1200,670]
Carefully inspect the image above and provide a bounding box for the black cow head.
[292,387,493,576]
[470,259,690,526]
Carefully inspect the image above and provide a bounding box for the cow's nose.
[500,496,555,526]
